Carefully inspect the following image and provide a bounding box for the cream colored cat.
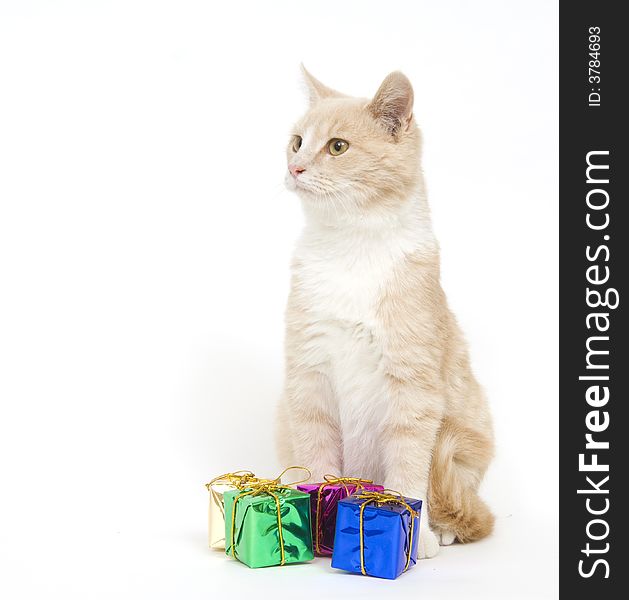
[276,67,494,559]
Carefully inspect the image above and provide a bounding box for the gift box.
[205,471,256,549]
[331,491,422,579]
[297,476,384,555]
[224,485,314,568]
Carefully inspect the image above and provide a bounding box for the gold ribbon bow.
[204,470,257,491]
[314,474,374,554]
[229,466,311,566]
[205,470,259,525]
[353,489,419,576]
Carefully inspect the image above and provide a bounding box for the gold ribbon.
[314,474,373,554]
[205,471,259,524]
[354,489,419,576]
[204,470,257,491]
[229,466,311,566]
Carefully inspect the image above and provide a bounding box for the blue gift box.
[331,492,422,579]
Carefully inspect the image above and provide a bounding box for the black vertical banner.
[560,1,627,597]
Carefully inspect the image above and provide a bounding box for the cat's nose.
[289,164,305,177]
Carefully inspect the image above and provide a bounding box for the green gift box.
[224,486,314,568]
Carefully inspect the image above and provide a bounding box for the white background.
[0,1,558,598]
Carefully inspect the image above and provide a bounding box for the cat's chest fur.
[294,211,433,318]
[293,220,431,400]
[295,227,402,324]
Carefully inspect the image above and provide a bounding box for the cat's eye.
[292,136,302,152]
[328,138,349,156]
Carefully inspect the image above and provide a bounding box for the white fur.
[292,191,436,482]
[290,192,442,558]
[439,530,456,546]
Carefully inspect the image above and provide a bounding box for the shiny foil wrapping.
[224,487,314,568]
[207,482,237,549]
[297,482,384,555]
[331,494,422,579]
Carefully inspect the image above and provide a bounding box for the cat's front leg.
[283,368,342,482]
[381,378,443,559]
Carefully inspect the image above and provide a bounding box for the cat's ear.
[301,64,343,105]
[368,71,414,136]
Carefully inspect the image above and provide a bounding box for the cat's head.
[286,67,421,221]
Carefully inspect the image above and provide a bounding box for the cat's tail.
[428,419,495,543]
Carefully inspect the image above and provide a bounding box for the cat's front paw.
[417,525,440,559]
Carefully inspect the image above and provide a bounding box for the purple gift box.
[297,478,384,555]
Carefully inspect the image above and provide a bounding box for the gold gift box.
[206,471,256,549]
